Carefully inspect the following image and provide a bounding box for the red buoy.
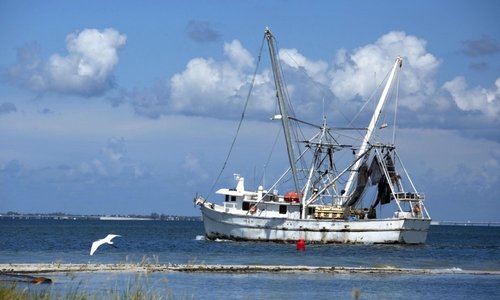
[296,239,306,251]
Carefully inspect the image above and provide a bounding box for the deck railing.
[394,192,425,201]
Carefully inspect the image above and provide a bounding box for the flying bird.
[90,234,121,255]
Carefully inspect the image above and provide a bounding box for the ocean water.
[1,219,499,299]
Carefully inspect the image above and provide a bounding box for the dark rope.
[206,36,266,200]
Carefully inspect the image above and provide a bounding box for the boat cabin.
[215,174,302,218]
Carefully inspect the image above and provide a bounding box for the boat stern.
[398,217,431,244]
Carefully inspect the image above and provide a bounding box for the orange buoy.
[296,239,306,251]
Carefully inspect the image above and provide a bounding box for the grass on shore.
[0,255,194,299]
[0,282,185,300]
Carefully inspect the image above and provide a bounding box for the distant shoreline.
[1,263,499,276]
[0,213,201,222]
[430,221,500,227]
[1,214,499,226]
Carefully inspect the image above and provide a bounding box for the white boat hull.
[200,204,430,244]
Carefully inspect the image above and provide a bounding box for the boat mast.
[265,28,301,197]
[342,57,403,206]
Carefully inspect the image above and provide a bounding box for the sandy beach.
[1,263,499,276]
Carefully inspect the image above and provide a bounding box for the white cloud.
[124,30,498,140]
[9,28,126,96]
[101,137,126,162]
[330,31,440,111]
[164,31,445,121]
[61,137,146,182]
[443,77,500,118]
[279,48,328,84]
[224,40,254,69]
[75,161,92,176]
[169,39,275,116]
[182,153,209,186]
[92,159,107,176]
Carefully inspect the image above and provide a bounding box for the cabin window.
[225,195,237,202]
[242,202,250,211]
[279,205,287,214]
[308,207,315,215]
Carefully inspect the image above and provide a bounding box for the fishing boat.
[195,28,431,244]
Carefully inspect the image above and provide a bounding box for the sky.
[0,0,499,221]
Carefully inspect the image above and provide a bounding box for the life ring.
[249,204,257,214]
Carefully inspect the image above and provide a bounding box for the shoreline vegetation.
[1,263,499,276]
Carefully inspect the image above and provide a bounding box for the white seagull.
[90,234,121,255]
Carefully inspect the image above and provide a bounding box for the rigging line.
[348,76,385,127]
[258,125,282,188]
[206,36,266,199]
[347,66,391,142]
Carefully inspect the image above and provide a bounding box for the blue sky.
[0,0,499,221]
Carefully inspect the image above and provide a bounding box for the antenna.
[322,97,326,120]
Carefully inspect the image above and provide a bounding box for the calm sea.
[1,219,499,299]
